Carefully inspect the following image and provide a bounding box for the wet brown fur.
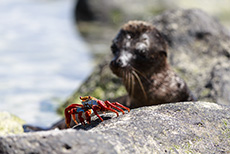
[110,21,195,108]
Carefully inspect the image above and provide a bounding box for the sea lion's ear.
[159,50,167,57]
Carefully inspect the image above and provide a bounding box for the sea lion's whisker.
[132,70,148,100]
[130,73,135,98]
[131,66,151,83]
[127,71,132,95]
[122,69,125,82]
[122,70,128,90]
[124,71,127,91]
[122,68,133,97]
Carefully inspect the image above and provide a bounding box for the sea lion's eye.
[135,49,145,54]
[134,49,146,58]
[139,49,146,55]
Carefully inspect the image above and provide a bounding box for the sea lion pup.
[110,21,196,108]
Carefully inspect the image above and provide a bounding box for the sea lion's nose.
[115,58,124,67]
[110,57,124,68]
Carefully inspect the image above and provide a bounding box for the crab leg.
[104,101,125,114]
[71,113,79,126]
[78,111,85,125]
[64,104,83,128]
[112,102,130,112]
[97,100,119,117]
[92,105,104,121]
[85,110,91,124]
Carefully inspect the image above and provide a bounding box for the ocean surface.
[0,0,93,127]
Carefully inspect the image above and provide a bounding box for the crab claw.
[64,107,72,128]
[85,110,92,124]
[64,104,83,128]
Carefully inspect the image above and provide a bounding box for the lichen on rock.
[0,111,25,136]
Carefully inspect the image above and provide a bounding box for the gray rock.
[75,0,172,24]
[1,102,230,153]
[208,60,230,105]
[153,9,230,47]
[152,9,230,104]
[88,101,230,153]
[0,129,116,154]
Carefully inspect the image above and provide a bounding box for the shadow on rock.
[73,116,112,130]
[23,114,114,132]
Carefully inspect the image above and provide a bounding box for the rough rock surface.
[0,129,116,154]
[0,111,25,136]
[208,60,230,105]
[1,102,230,153]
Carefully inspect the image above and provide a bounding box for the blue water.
[0,0,93,127]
